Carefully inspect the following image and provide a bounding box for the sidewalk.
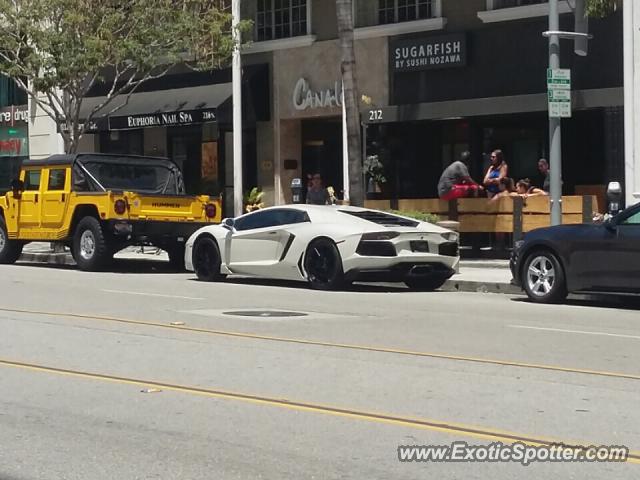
[18,243,519,294]
[20,242,168,265]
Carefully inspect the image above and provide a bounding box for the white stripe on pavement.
[508,324,640,340]
[101,289,204,300]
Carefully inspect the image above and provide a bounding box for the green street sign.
[547,68,572,118]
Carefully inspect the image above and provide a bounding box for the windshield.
[77,156,184,195]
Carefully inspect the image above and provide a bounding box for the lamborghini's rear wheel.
[304,238,344,291]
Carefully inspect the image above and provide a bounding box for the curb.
[442,279,522,295]
[19,252,76,266]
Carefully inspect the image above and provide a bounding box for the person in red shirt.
[437,151,483,200]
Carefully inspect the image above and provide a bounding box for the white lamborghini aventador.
[184,205,459,290]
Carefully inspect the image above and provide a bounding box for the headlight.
[440,231,459,243]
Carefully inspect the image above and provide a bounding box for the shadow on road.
[194,276,411,293]
[511,294,640,311]
[16,259,180,274]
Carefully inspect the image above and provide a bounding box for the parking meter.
[606,181,623,216]
[291,178,303,204]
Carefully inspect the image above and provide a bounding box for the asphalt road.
[1,259,639,479]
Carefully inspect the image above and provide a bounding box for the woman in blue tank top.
[483,150,508,197]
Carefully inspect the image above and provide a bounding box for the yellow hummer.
[0,153,222,271]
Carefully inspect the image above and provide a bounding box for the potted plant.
[363,154,387,193]
[244,187,264,213]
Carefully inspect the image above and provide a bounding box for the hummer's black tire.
[0,218,23,264]
[167,244,187,272]
[72,217,110,271]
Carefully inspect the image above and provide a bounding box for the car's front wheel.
[405,276,448,291]
[193,236,226,282]
[304,238,344,290]
[0,218,23,264]
[522,250,567,304]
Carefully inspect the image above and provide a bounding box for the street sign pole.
[548,0,563,226]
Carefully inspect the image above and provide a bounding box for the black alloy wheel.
[304,238,344,291]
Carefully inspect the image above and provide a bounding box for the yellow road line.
[1,307,639,382]
[1,357,637,464]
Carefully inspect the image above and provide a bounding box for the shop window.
[257,0,308,41]
[378,0,438,25]
[479,0,571,23]
[0,75,27,107]
[490,0,546,8]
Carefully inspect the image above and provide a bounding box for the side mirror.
[222,217,235,230]
[10,179,24,197]
[604,217,617,232]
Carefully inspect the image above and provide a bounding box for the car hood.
[525,222,602,239]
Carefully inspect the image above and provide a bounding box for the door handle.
[61,193,66,202]
[34,194,38,203]
[268,231,278,235]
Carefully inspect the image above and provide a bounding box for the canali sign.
[293,78,343,111]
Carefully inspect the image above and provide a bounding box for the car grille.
[438,242,459,257]
[356,241,397,257]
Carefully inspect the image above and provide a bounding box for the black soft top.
[22,153,179,170]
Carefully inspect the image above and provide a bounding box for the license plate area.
[410,241,431,253]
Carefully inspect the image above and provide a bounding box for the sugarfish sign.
[109,109,217,130]
[391,34,467,72]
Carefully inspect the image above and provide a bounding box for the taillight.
[114,199,127,215]
[204,203,217,219]
[361,232,400,241]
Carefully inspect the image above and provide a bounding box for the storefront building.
[80,65,270,216]
[241,0,625,209]
[361,1,623,206]
[0,75,28,191]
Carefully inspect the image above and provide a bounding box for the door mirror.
[222,217,235,230]
[604,217,617,232]
[10,179,24,197]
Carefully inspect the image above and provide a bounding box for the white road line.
[101,289,204,300]
[509,324,640,340]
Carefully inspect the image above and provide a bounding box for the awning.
[81,82,232,131]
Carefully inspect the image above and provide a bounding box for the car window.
[234,209,310,231]
[24,170,41,191]
[621,210,640,225]
[273,209,310,226]
[48,169,67,191]
[234,211,279,231]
